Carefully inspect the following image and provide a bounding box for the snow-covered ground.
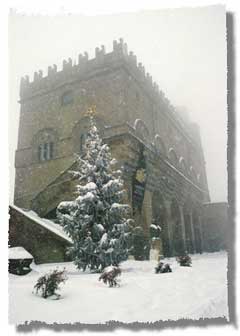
[9,251,229,324]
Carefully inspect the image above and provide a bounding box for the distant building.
[14,38,212,257]
[202,202,229,252]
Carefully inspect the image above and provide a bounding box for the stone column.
[179,205,187,253]
[197,215,204,253]
[141,189,152,236]
[189,211,196,254]
[139,189,152,260]
[164,200,174,256]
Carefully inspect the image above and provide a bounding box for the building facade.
[14,38,210,257]
[202,202,228,252]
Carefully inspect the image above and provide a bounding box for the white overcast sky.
[9,5,227,203]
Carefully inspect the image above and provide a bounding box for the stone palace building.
[14,38,214,259]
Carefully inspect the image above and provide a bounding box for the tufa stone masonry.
[14,38,213,257]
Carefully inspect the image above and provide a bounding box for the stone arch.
[179,156,188,175]
[190,166,197,183]
[197,173,203,186]
[72,116,105,154]
[133,119,150,142]
[32,128,58,163]
[152,191,171,257]
[154,134,166,156]
[168,148,178,167]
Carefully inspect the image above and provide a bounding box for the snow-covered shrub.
[155,262,172,274]
[57,115,133,271]
[150,224,161,239]
[34,269,67,299]
[99,266,121,287]
[176,255,192,267]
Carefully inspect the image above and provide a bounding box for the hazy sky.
[9,5,227,203]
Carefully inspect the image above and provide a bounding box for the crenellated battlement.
[78,52,89,65]
[33,70,43,81]
[20,38,195,142]
[48,64,57,76]
[95,45,106,59]
[113,38,128,55]
[62,58,73,70]
[128,51,137,67]
[19,38,189,132]
[20,38,168,104]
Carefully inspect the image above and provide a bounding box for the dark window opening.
[61,91,74,105]
[38,142,54,162]
[45,207,58,222]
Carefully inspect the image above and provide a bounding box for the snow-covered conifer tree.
[57,113,132,271]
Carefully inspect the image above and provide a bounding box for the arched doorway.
[171,199,185,255]
[152,192,171,257]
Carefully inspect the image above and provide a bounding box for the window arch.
[197,173,203,185]
[32,128,58,163]
[61,90,74,106]
[190,166,197,182]
[168,148,178,167]
[179,156,187,175]
[154,134,166,156]
[134,119,150,142]
[72,116,105,154]
[38,142,54,161]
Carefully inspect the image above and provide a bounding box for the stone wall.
[9,206,71,264]
[202,202,228,251]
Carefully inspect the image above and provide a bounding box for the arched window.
[32,128,57,163]
[197,173,203,185]
[61,90,74,106]
[38,142,54,161]
[168,148,178,167]
[190,166,197,182]
[154,134,166,156]
[179,157,187,175]
[72,117,105,154]
[134,119,150,142]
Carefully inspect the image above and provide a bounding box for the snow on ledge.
[10,205,72,244]
[9,246,33,260]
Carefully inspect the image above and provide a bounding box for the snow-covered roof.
[10,205,72,244]
[9,246,33,260]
